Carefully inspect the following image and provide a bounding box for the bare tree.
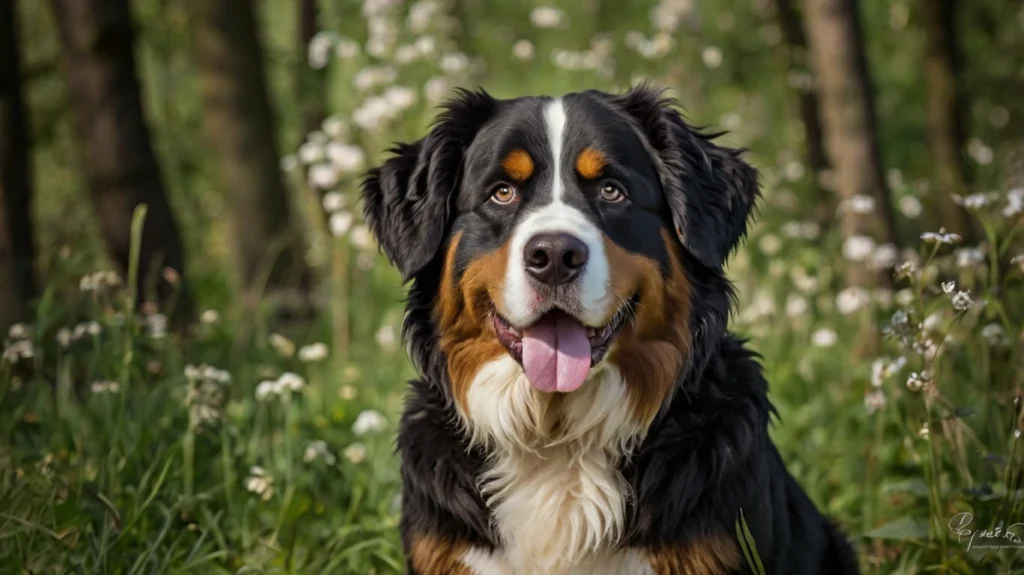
[298,0,326,136]
[0,0,36,329]
[191,0,312,310]
[921,0,974,238]
[50,0,190,310]
[773,0,830,222]
[805,0,898,284]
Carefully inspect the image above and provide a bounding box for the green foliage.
[5,0,1024,573]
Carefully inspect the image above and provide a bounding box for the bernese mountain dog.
[361,85,859,575]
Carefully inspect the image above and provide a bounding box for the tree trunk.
[191,0,312,311]
[805,0,898,285]
[921,0,974,239]
[50,0,191,311]
[0,0,36,330]
[298,0,325,136]
[774,0,829,189]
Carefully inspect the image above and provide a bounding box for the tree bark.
[0,0,36,330]
[921,0,974,238]
[298,0,325,136]
[50,0,190,311]
[191,0,312,310]
[805,0,898,285]
[774,0,829,187]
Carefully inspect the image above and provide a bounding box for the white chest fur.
[461,356,647,575]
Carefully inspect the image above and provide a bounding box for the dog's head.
[363,86,758,449]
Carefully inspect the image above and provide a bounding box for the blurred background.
[2,0,1024,573]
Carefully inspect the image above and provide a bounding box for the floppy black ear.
[361,89,499,280]
[609,86,760,268]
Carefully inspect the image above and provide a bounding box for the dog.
[361,85,859,575]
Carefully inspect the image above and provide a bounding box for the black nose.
[523,233,589,286]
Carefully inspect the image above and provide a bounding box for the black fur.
[362,86,859,574]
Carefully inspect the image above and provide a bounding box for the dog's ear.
[609,85,760,268]
[361,89,499,280]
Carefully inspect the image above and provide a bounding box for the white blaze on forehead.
[544,99,567,203]
[502,97,613,327]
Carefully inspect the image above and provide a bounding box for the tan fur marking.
[409,534,472,575]
[603,229,693,427]
[576,147,608,179]
[648,535,743,575]
[501,149,535,181]
[436,232,510,412]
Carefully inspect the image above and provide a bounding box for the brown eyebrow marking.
[501,149,534,182]
[576,147,608,179]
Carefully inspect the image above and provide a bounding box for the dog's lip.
[491,298,635,366]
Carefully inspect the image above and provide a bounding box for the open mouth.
[492,299,634,393]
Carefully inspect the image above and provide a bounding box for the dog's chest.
[473,443,636,575]
[461,546,654,575]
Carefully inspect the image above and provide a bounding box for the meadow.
[2,0,1024,573]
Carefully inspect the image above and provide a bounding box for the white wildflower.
[842,235,876,262]
[245,467,274,500]
[308,163,340,190]
[530,6,567,28]
[375,324,397,350]
[326,143,366,174]
[898,195,923,219]
[869,244,898,270]
[918,425,930,439]
[335,37,360,59]
[343,443,368,464]
[702,46,723,69]
[322,116,348,139]
[811,328,838,348]
[329,211,355,238]
[200,309,220,325]
[298,342,330,363]
[278,372,306,392]
[920,230,962,245]
[349,225,374,250]
[55,328,72,348]
[512,39,535,61]
[439,52,469,75]
[255,380,281,402]
[424,77,449,103]
[339,385,357,400]
[955,247,986,268]
[414,35,437,57]
[298,141,325,165]
[951,290,973,311]
[785,295,808,318]
[1004,188,1024,218]
[308,31,336,69]
[90,380,120,394]
[382,86,417,111]
[922,311,944,333]
[954,192,995,209]
[864,389,886,414]
[269,333,296,358]
[838,195,875,215]
[906,371,931,392]
[981,323,1010,346]
[941,281,957,294]
[8,323,28,339]
[322,191,347,213]
[304,440,337,465]
[835,287,871,315]
[758,234,781,255]
[353,410,388,436]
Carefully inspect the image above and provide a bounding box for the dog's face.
[363,86,758,446]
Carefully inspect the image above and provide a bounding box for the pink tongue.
[521,311,592,393]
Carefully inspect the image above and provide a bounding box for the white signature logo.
[948,512,1024,551]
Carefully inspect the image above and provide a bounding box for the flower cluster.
[2,324,34,365]
[255,372,306,402]
[184,364,231,429]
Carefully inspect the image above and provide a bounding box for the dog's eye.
[599,183,625,203]
[491,184,518,205]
